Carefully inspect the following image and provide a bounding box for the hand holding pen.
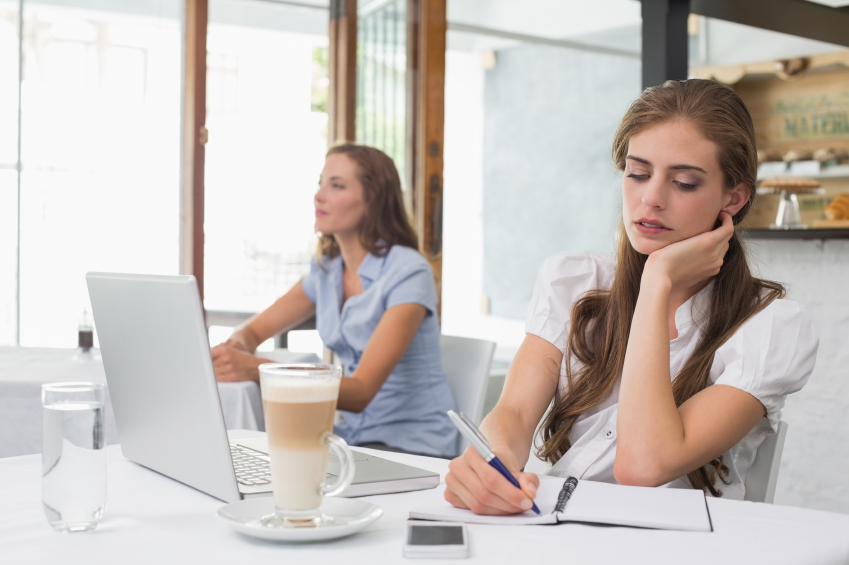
[445,410,541,515]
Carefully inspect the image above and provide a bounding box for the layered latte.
[261,376,339,512]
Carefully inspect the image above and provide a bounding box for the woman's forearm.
[334,303,428,414]
[615,275,684,485]
[336,376,372,413]
[480,404,535,472]
[228,325,261,352]
[480,334,561,473]
[228,281,317,353]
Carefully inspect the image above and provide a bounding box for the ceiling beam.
[691,0,849,48]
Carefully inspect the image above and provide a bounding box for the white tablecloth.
[0,347,317,458]
[1,430,848,565]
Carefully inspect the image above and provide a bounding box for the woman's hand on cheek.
[643,211,734,290]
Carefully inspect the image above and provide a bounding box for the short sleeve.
[525,253,614,354]
[299,258,321,304]
[711,299,819,435]
[383,248,438,316]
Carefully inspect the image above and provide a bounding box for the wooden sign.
[735,66,849,154]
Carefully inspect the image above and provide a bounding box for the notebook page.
[558,480,711,532]
[408,477,566,525]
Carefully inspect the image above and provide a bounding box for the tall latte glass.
[259,364,355,528]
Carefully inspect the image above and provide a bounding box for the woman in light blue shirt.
[211,143,459,458]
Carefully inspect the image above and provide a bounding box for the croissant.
[825,194,849,220]
[813,147,849,164]
[783,149,813,162]
[813,148,838,163]
[758,149,783,164]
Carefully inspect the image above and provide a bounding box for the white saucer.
[216,497,383,542]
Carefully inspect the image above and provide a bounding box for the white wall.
[442,47,526,351]
[748,239,849,514]
[703,18,846,67]
[447,0,641,42]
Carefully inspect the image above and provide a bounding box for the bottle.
[78,308,94,353]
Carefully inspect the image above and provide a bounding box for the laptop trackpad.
[327,452,370,478]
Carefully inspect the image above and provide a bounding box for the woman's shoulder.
[738,295,817,337]
[712,296,819,433]
[382,244,432,274]
[715,295,818,358]
[310,253,342,274]
[525,252,615,354]
[379,245,438,312]
[537,251,616,289]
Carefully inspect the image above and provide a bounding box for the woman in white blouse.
[444,79,819,514]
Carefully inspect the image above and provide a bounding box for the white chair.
[440,335,496,454]
[744,420,789,504]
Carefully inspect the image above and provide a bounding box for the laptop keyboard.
[230,444,271,486]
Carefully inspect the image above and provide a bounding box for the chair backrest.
[439,335,496,454]
[743,420,788,504]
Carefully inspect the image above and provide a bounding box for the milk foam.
[260,377,338,403]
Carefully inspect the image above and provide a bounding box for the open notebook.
[410,476,712,532]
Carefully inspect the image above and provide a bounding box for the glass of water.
[42,382,106,532]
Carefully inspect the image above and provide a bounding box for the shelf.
[757,164,849,182]
[742,228,849,240]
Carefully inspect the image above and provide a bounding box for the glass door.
[356,0,408,183]
[202,0,330,348]
[3,0,183,347]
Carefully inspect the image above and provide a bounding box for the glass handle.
[322,433,355,497]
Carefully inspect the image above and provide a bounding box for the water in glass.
[42,400,106,532]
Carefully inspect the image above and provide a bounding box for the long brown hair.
[317,143,418,260]
[538,79,785,496]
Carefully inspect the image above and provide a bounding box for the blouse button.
[604,430,615,440]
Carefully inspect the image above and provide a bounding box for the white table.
[2,431,848,565]
[0,347,317,458]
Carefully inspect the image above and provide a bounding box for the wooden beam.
[640,0,689,89]
[181,0,207,300]
[328,0,357,144]
[408,0,446,313]
[691,0,849,49]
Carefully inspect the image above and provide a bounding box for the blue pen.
[447,410,541,515]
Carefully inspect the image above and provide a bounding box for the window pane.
[0,171,15,347]
[357,0,407,182]
[203,0,328,315]
[0,0,19,346]
[19,0,182,347]
[442,0,642,348]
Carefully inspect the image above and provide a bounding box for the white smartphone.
[403,520,469,559]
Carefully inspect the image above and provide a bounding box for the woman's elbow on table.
[613,453,671,487]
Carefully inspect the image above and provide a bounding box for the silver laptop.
[86,272,439,503]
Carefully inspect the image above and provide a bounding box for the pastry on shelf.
[813,147,838,163]
[813,147,849,166]
[757,148,784,164]
[759,177,821,192]
[783,149,814,162]
[825,194,849,220]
